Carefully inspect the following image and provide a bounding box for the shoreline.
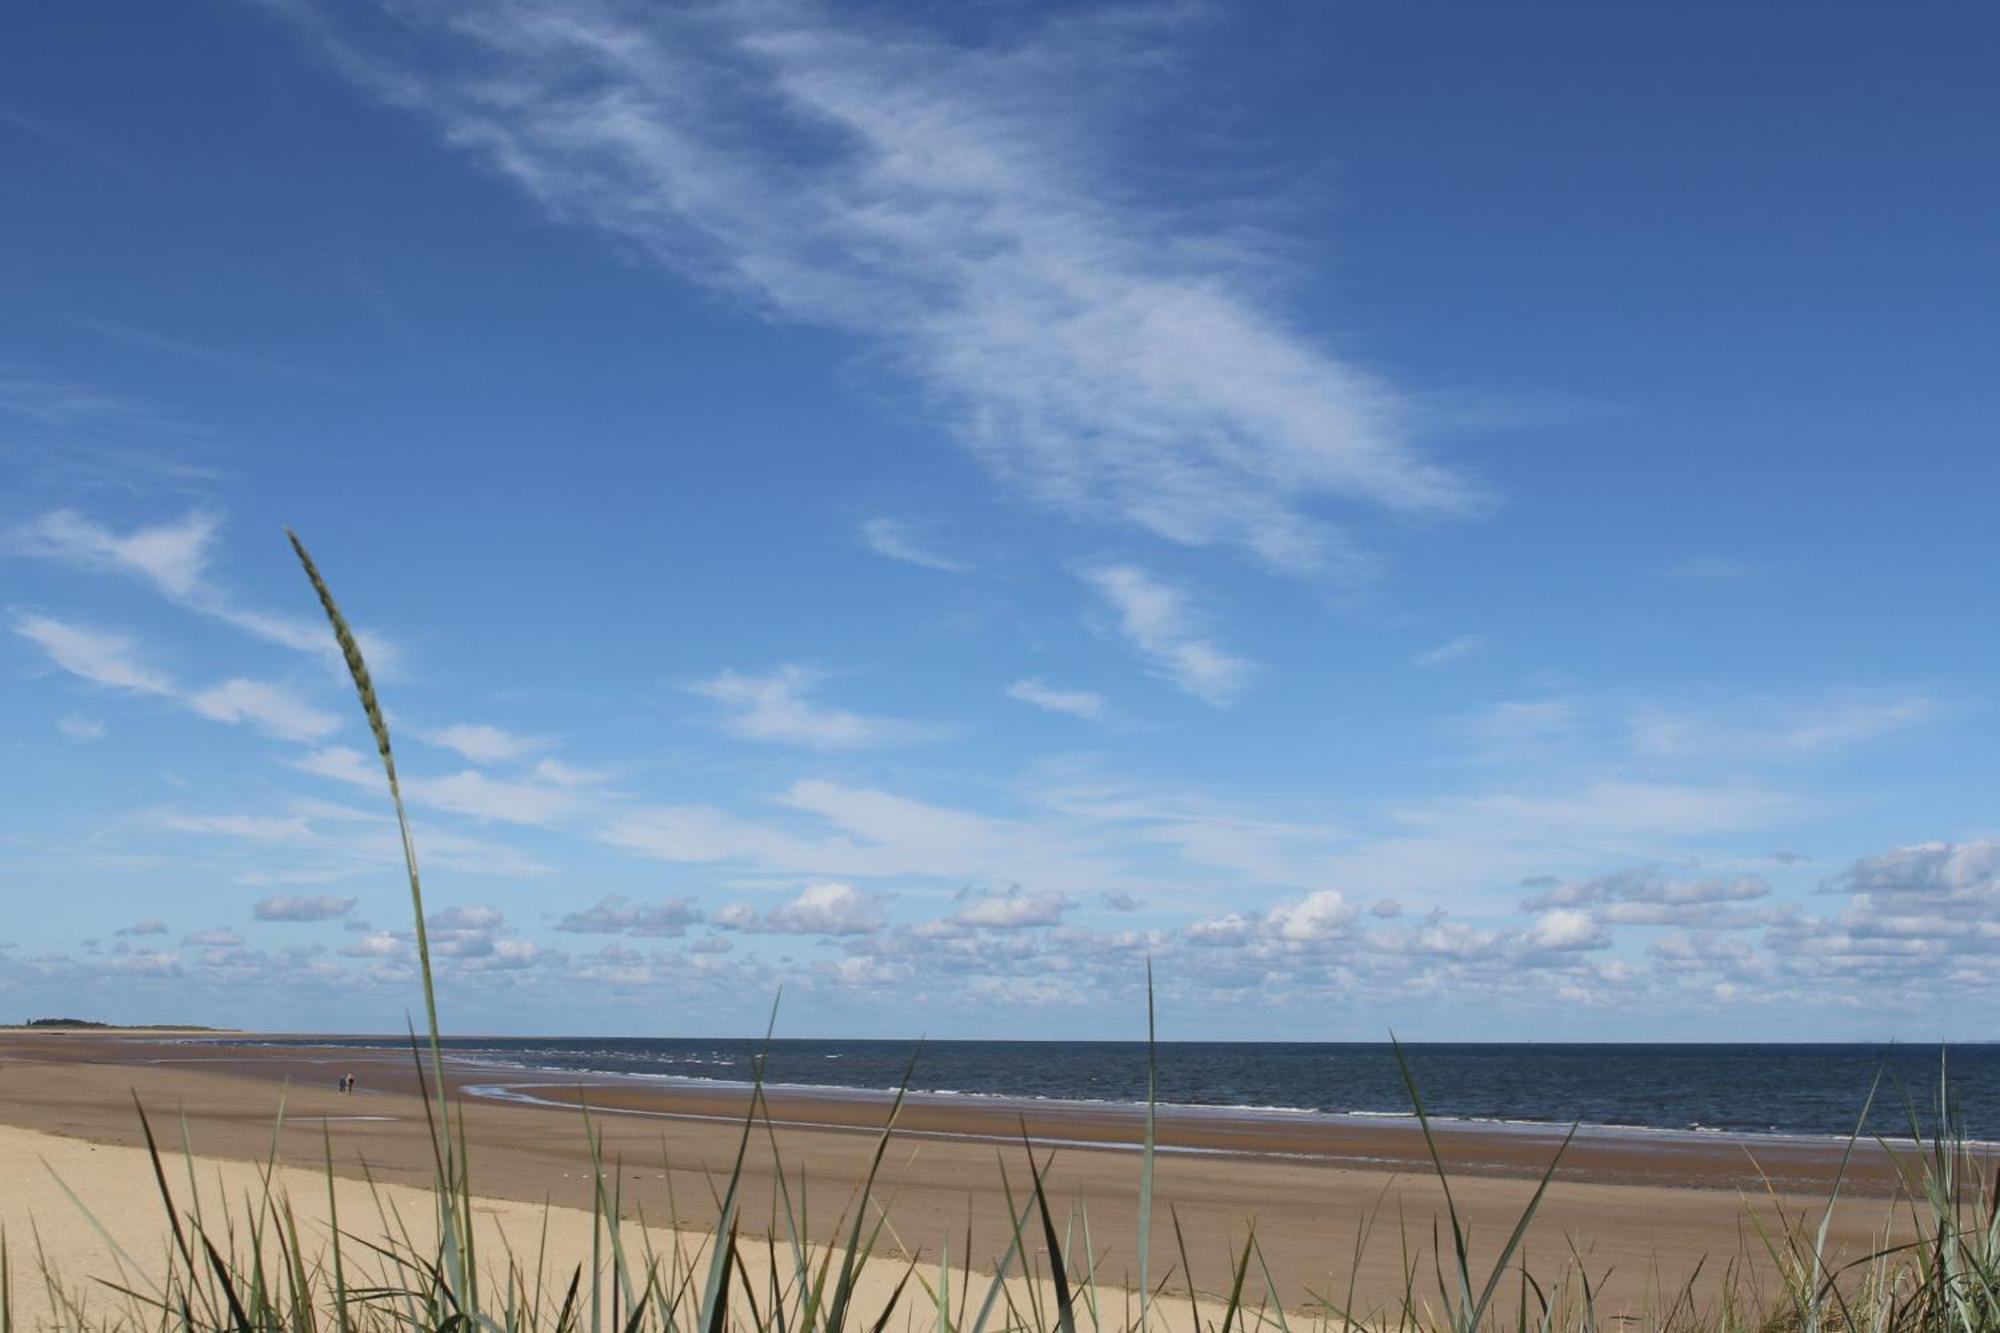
[0,1030,1951,1315]
[172,1034,1954,1183]
[20,1032,1940,1194]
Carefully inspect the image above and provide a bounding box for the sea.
[225,1036,2000,1142]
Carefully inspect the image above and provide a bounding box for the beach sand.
[0,1033,1922,1324]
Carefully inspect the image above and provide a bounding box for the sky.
[2,2,1997,1041]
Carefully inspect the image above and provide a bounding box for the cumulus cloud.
[952,886,1070,929]
[1264,889,1357,942]
[419,904,517,960]
[1082,565,1251,705]
[115,918,168,937]
[714,882,886,936]
[1804,841,2000,950]
[1188,889,1355,947]
[1525,869,1772,928]
[555,894,704,937]
[1525,908,1608,952]
[283,0,1475,572]
[688,666,934,749]
[252,894,357,922]
[343,932,405,959]
[1004,678,1105,720]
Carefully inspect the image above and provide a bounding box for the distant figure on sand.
[337,1073,354,1095]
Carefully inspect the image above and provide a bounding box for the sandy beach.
[0,1032,1930,1323]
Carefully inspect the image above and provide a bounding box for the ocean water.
[232,1036,2000,1140]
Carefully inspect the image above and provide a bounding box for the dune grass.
[3,531,1996,1333]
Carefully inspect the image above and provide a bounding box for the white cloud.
[17,614,346,744]
[294,746,582,826]
[5,509,391,664]
[10,508,214,599]
[859,518,968,573]
[715,881,886,936]
[533,759,609,787]
[57,715,106,742]
[1630,693,1943,762]
[182,928,245,948]
[688,666,932,749]
[1460,698,1581,750]
[13,613,174,695]
[1005,678,1104,720]
[288,1,1476,572]
[159,798,553,880]
[1082,564,1251,705]
[1525,869,1771,928]
[253,894,357,922]
[1265,889,1357,942]
[415,770,583,826]
[114,918,168,938]
[1188,888,1355,946]
[343,932,404,959]
[1414,635,1484,668]
[952,887,1069,929]
[555,895,704,937]
[189,678,341,743]
[418,723,551,765]
[1437,781,1799,840]
[1526,908,1609,952]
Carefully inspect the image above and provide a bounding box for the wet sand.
[0,1032,1932,1319]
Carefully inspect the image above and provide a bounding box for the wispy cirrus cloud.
[12,613,175,695]
[6,509,399,668]
[1082,564,1252,705]
[281,0,1477,572]
[417,722,551,765]
[12,612,339,743]
[57,715,107,742]
[189,678,341,743]
[688,665,936,749]
[1004,677,1105,720]
[1414,634,1484,668]
[294,745,585,826]
[1630,692,1944,762]
[859,518,969,573]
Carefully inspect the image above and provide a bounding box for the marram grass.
[4,532,1997,1333]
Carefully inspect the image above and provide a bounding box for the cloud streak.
[7,509,400,668]
[859,518,969,573]
[688,666,935,749]
[1083,564,1251,705]
[285,0,1476,571]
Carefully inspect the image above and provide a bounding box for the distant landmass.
[7,1018,231,1031]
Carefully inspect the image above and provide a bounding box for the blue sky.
[3,2,1996,1039]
